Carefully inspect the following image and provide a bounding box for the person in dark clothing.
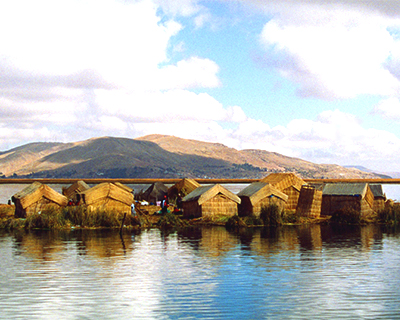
[161,195,168,214]
[176,194,183,210]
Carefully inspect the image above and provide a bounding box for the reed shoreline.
[1,203,399,231]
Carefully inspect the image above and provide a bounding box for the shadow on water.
[4,228,143,261]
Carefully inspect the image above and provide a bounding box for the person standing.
[131,202,136,217]
[161,195,168,214]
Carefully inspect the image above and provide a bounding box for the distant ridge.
[0,135,387,180]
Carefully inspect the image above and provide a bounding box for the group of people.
[131,193,183,217]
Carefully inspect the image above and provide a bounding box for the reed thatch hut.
[321,183,374,217]
[237,182,288,217]
[80,182,133,214]
[62,180,90,204]
[182,184,241,219]
[143,182,168,204]
[370,184,386,212]
[167,178,201,200]
[260,173,306,211]
[12,182,68,218]
[296,185,323,218]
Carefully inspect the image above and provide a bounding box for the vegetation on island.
[3,202,400,231]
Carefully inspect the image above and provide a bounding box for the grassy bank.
[2,203,400,231]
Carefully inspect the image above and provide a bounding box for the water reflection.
[1,225,400,319]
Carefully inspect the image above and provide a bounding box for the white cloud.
[373,97,400,121]
[259,5,400,99]
[221,109,400,171]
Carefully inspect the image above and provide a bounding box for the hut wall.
[254,196,287,217]
[86,198,131,215]
[16,199,64,218]
[360,199,374,217]
[364,187,375,209]
[238,197,253,217]
[282,186,300,211]
[296,186,322,218]
[321,195,373,217]
[373,198,385,212]
[182,200,202,218]
[201,194,238,218]
[239,196,286,217]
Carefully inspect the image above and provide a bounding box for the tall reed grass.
[377,205,400,225]
[329,207,365,224]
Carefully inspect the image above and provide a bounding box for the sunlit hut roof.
[183,184,241,205]
[12,182,67,209]
[168,178,201,197]
[113,182,133,193]
[80,182,133,206]
[322,183,370,197]
[260,173,306,191]
[237,182,288,205]
[62,180,90,199]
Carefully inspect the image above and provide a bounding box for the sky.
[2,0,400,173]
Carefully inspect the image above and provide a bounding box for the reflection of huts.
[370,184,386,212]
[182,184,241,219]
[12,182,68,218]
[296,185,323,218]
[80,182,133,214]
[143,182,168,204]
[321,183,374,217]
[260,173,306,211]
[237,182,288,217]
[62,180,90,203]
[168,178,201,200]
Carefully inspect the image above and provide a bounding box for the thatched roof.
[80,182,133,206]
[183,184,241,205]
[237,182,288,205]
[322,183,369,197]
[260,173,306,192]
[12,182,68,209]
[113,182,133,193]
[369,184,386,199]
[143,182,168,202]
[62,180,90,199]
[168,178,201,198]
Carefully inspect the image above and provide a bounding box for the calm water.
[1,225,400,319]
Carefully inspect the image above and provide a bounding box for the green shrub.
[157,212,187,229]
[378,206,400,225]
[281,211,299,224]
[259,204,283,226]
[225,215,247,228]
[26,207,69,230]
[330,207,361,224]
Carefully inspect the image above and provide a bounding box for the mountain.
[0,135,388,179]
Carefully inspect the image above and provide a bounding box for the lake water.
[2,225,400,319]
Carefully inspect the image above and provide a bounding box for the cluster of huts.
[10,173,389,220]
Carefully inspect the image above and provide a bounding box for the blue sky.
[2,0,400,172]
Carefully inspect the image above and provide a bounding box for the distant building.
[62,180,90,204]
[369,184,386,212]
[321,183,374,217]
[260,173,307,211]
[80,182,133,214]
[12,182,68,218]
[142,182,168,204]
[182,184,241,219]
[237,182,288,217]
[167,178,201,200]
[296,185,322,218]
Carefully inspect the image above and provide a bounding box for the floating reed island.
[1,174,400,230]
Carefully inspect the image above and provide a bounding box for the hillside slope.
[0,135,389,179]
